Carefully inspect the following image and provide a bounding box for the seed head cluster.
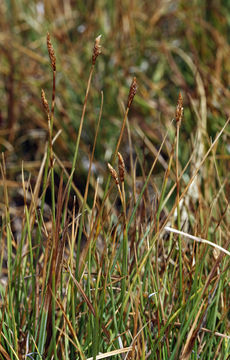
[47,32,56,71]
[108,163,119,185]
[127,77,137,109]
[118,152,125,183]
[92,35,102,65]
[41,89,50,116]
[175,92,183,124]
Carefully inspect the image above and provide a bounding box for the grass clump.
[0,2,230,359]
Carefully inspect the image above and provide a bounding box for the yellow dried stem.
[108,163,119,185]
[92,35,102,65]
[41,89,50,116]
[47,32,56,71]
[127,77,137,109]
[118,152,125,183]
[175,91,183,124]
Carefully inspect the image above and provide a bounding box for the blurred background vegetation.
[0,0,230,202]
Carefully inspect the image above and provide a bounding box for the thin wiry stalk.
[175,107,183,306]
[76,91,104,279]
[64,35,102,228]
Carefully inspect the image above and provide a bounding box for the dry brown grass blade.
[68,265,110,340]
[0,343,12,360]
[54,173,68,287]
[174,322,230,340]
[54,297,86,359]
[86,347,133,360]
[179,300,205,360]
[164,227,230,256]
[43,175,67,349]
[68,267,96,316]
[0,332,19,360]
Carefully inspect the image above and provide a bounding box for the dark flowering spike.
[118,152,125,183]
[127,77,137,109]
[175,91,183,124]
[47,32,56,71]
[108,163,119,185]
[41,89,50,116]
[92,35,102,65]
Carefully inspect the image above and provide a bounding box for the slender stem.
[65,64,95,220]
[50,70,56,225]
[76,91,103,279]
[47,68,57,359]
[52,273,57,360]
[176,123,183,304]
[101,107,130,218]
[114,108,129,162]
[155,147,174,342]
[119,181,128,326]
[120,221,128,321]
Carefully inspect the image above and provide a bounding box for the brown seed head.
[175,91,183,124]
[47,32,56,71]
[92,35,102,65]
[118,152,125,183]
[41,89,50,115]
[127,77,137,109]
[108,163,119,185]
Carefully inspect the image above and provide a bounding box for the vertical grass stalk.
[175,92,183,304]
